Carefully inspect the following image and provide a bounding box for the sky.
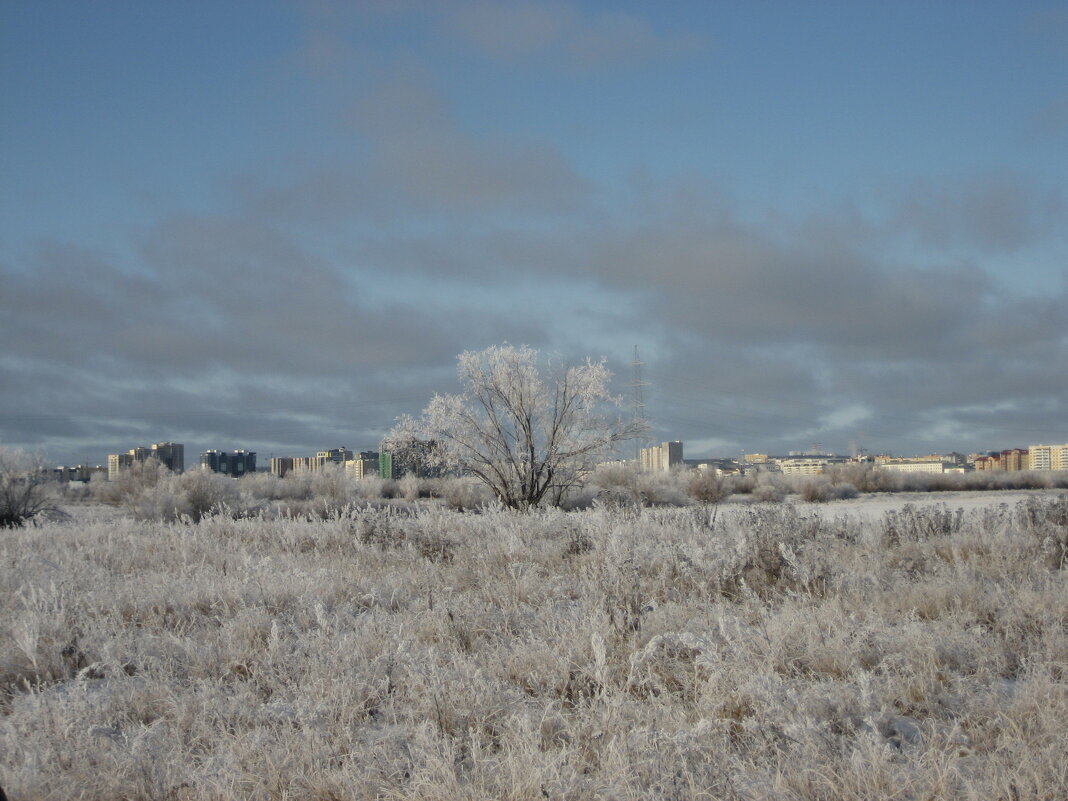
[2,0,1066,465]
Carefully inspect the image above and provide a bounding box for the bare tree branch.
[0,448,57,528]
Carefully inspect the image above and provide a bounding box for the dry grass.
[2,494,1066,799]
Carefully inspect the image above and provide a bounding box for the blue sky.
[2,1,1066,464]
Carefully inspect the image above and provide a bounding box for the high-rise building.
[53,464,105,482]
[151,442,184,473]
[1028,444,1068,471]
[280,447,355,476]
[111,446,152,473]
[640,441,683,471]
[345,451,379,480]
[201,450,224,473]
[378,451,394,480]
[1001,448,1029,472]
[201,449,256,477]
[107,453,133,480]
[270,457,294,477]
[107,443,183,479]
[230,450,255,476]
[317,448,353,464]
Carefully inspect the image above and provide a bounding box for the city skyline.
[55,436,1068,477]
[2,2,1066,465]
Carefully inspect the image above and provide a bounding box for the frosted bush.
[346,474,383,500]
[91,459,167,506]
[124,469,242,522]
[633,470,691,507]
[395,473,417,501]
[584,464,693,508]
[440,477,491,511]
[728,472,757,494]
[751,472,787,502]
[0,447,57,528]
[687,470,730,503]
[239,471,312,502]
[308,463,353,506]
[799,477,859,502]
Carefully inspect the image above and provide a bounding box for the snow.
[771,488,1064,521]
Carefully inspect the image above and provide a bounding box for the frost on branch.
[0,447,56,528]
[390,344,644,510]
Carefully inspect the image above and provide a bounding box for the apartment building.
[974,448,1033,472]
[270,457,294,477]
[151,442,184,474]
[1028,444,1068,471]
[54,464,107,482]
[778,458,830,475]
[640,441,683,472]
[344,451,379,480]
[107,452,133,480]
[878,460,947,473]
[201,449,257,477]
[107,442,184,479]
[317,448,353,464]
[1001,448,1029,472]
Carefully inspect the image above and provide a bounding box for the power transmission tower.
[630,345,650,460]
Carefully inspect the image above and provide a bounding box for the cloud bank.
[2,3,1065,463]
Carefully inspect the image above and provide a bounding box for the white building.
[640,441,683,471]
[345,452,380,480]
[778,458,829,475]
[1028,444,1068,471]
[107,442,184,479]
[878,460,947,473]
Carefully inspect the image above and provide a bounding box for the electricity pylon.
[630,345,650,461]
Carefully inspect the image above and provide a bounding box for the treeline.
[52,460,1068,522]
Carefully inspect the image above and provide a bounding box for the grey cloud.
[446,1,703,68]
[1023,7,1068,50]
[1034,91,1068,138]
[345,211,1061,379]
[882,172,1065,253]
[352,75,588,215]
[588,220,989,362]
[449,2,573,58]
[293,1,703,72]
[11,7,1064,464]
[0,210,560,458]
[320,171,1066,454]
[0,358,392,462]
[355,207,1006,362]
[6,124,1066,461]
[235,76,587,223]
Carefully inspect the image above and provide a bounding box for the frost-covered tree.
[393,344,644,510]
[0,447,55,528]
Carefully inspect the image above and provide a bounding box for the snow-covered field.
[2,492,1066,799]
[770,488,1067,520]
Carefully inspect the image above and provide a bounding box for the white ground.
[726,488,1066,522]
